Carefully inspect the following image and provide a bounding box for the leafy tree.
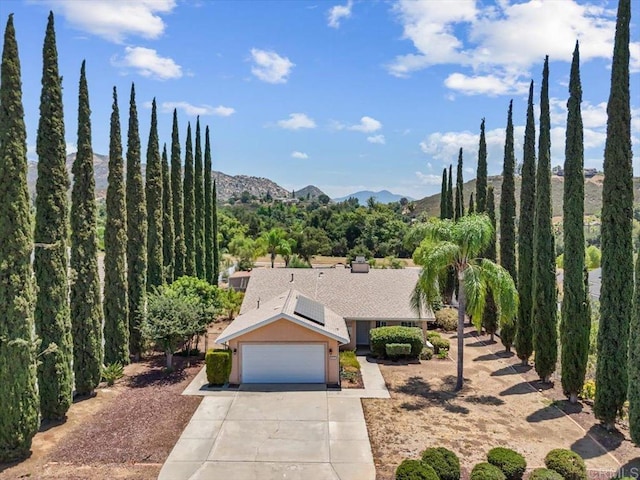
[204,126,213,283]
[212,180,220,285]
[194,118,205,279]
[499,99,517,284]
[440,168,448,219]
[629,247,640,444]
[294,226,331,262]
[183,122,196,276]
[146,98,163,289]
[585,245,601,269]
[533,57,558,383]
[261,227,287,268]
[229,234,263,271]
[103,86,129,365]
[162,144,174,283]
[595,0,633,429]
[412,215,518,390]
[561,42,589,403]
[221,288,244,320]
[468,192,475,214]
[126,83,147,360]
[476,118,487,213]
[0,14,39,462]
[34,11,72,420]
[515,81,536,365]
[454,148,464,220]
[171,109,185,277]
[482,187,499,343]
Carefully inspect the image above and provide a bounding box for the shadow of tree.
[395,375,470,414]
[500,382,537,396]
[570,424,625,460]
[525,404,565,423]
[617,458,640,477]
[490,364,532,376]
[126,365,190,388]
[473,351,516,362]
[464,395,505,406]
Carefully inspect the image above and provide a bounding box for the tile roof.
[241,267,433,320]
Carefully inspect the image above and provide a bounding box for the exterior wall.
[227,318,339,385]
[340,319,429,351]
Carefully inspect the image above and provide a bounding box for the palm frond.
[452,214,494,259]
[411,240,459,317]
[463,263,486,330]
[478,259,519,325]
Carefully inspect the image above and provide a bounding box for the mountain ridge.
[333,189,413,204]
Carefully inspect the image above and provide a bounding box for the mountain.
[333,190,413,204]
[295,185,326,200]
[412,174,640,219]
[27,153,290,202]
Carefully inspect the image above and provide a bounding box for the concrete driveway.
[158,386,375,480]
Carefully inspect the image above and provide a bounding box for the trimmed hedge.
[528,468,564,480]
[487,448,526,480]
[395,459,439,480]
[544,449,587,480]
[206,349,232,385]
[386,343,412,358]
[370,326,424,358]
[426,331,441,341]
[435,307,458,331]
[470,463,506,480]
[421,447,460,480]
[431,337,451,354]
[420,348,434,360]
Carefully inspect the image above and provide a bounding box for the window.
[375,321,387,328]
[401,321,417,328]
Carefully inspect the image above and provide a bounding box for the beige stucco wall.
[227,318,340,385]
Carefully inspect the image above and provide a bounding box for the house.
[228,270,251,292]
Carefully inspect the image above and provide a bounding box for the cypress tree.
[183,122,196,276]
[162,144,174,283]
[499,99,517,283]
[440,168,447,219]
[171,109,185,277]
[561,42,589,403]
[70,61,103,396]
[34,11,72,420]
[454,148,464,220]
[194,118,205,279]
[532,56,558,383]
[515,80,536,365]
[595,0,633,429]
[468,192,475,214]
[145,98,163,289]
[0,14,39,462]
[446,164,454,219]
[126,83,147,360]
[629,248,640,444]
[482,186,499,342]
[204,126,213,284]
[103,86,129,365]
[212,179,220,286]
[476,118,487,213]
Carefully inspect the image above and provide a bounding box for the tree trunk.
[490,333,494,342]
[456,275,465,391]
[569,392,578,404]
[166,350,173,369]
[271,253,275,268]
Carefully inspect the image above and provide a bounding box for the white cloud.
[45,0,176,43]
[367,134,386,144]
[415,171,442,185]
[66,142,77,155]
[349,116,382,133]
[276,113,316,130]
[111,46,182,80]
[212,105,236,117]
[250,48,294,84]
[328,0,353,28]
[154,101,235,117]
[444,72,529,96]
[291,151,309,159]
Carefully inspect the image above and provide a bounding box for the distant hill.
[295,185,326,200]
[27,153,290,202]
[334,190,413,205]
[413,174,640,219]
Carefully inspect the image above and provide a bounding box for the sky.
[1,0,639,199]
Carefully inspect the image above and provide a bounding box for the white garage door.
[241,344,326,383]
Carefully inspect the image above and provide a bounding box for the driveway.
[158,386,375,480]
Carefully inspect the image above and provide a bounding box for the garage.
[241,344,325,383]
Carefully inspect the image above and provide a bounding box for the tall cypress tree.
[595,0,633,429]
[499,99,517,283]
[561,42,589,403]
[629,248,640,444]
[204,126,214,284]
[194,118,205,279]
[170,109,185,278]
[482,186,499,342]
[447,164,454,219]
[440,168,448,219]
[162,144,174,284]
[70,61,103,396]
[126,83,147,360]
[454,148,464,220]
[468,192,475,214]
[212,179,220,286]
[34,11,72,420]
[183,122,196,276]
[145,98,163,289]
[476,118,487,213]
[103,86,129,365]
[533,56,557,383]
[0,14,39,462]
[515,80,536,365]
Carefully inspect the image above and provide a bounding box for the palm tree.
[412,215,518,390]
[261,228,286,268]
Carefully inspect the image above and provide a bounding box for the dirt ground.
[363,327,640,480]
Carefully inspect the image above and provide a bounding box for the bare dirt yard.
[363,326,640,480]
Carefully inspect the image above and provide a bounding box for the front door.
[356,321,371,346]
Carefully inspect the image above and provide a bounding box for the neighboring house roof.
[216,289,350,345]
[230,271,252,278]
[241,268,433,320]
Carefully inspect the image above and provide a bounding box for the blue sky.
[2,0,639,199]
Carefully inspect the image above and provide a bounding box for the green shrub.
[386,343,412,359]
[421,447,460,480]
[487,448,526,480]
[528,469,564,480]
[431,337,450,354]
[420,348,434,360]
[206,349,232,385]
[395,459,439,480]
[470,463,506,480]
[370,326,424,358]
[102,362,124,386]
[580,379,596,400]
[544,449,587,480]
[435,307,458,331]
[426,331,441,341]
[339,350,360,370]
[437,350,449,359]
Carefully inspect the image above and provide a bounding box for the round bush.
[470,462,506,480]
[431,337,451,354]
[420,347,434,361]
[544,449,587,480]
[421,447,460,480]
[487,447,526,480]
[395,459,439,480]
[435,307,458,331]
[528,469,564,480]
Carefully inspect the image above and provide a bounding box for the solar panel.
[294,295,325,326]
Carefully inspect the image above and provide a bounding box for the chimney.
[351,256,370,273]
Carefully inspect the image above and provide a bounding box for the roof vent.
[351,256,370,273]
